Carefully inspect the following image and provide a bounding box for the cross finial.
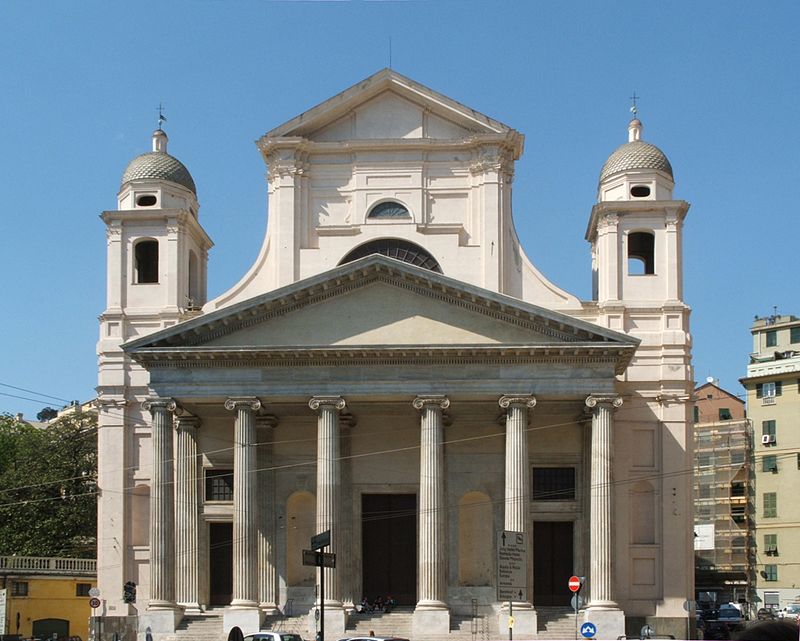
[157,103,167,130]
[629,91,640,117]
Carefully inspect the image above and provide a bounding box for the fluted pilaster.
[175,415,201,612]
[585,394,623,609]
[142,397,178,610]
[413,395,449,610]
[309,396,346,607]
[256,414,279,614]
[499,395,535,608]
[225,397,261,608]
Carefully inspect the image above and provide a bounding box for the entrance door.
[209,522,233,605]
[533,521,574,606]
[362,493,416,605]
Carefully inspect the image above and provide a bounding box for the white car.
[243,633,305,641]
[779,603,800,620]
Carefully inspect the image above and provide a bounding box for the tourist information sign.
[496,530,527,602]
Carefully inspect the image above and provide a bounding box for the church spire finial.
[152,103,169,153]
[157,103,167,131]
[629,91,639,118]
[627,91,642,142]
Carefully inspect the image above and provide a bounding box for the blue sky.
[1,1,798,417]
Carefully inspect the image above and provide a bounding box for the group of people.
[355,595,397,614]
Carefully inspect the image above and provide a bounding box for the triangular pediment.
[261,69,519,145]
[126,256,638,373]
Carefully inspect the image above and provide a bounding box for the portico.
[128,255,635,638]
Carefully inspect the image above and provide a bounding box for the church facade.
[96,70,694,640]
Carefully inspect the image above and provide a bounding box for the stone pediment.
[259,69,523,154]
[125,256,638,373]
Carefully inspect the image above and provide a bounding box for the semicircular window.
[368,201,411,219]
[339,238,442,273]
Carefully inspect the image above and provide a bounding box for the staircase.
[165,609,225,641]
[347,607,494,641]
[537,606,579,640]
[266,613,309,635]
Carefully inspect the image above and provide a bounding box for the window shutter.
[775,381,782,396]
[756,384,763,399]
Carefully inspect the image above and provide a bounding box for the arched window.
[458,492,493,586]
[368,201,411,219]
[134,239,159,283]
[628,231,655,275]
[339,238,442,273]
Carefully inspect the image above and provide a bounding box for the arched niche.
[287,490,316,586]
[458,491,493,586]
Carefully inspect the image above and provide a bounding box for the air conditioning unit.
[762,434,776,445]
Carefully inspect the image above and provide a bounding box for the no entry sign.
[568,575,582,592]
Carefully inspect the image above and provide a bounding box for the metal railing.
[0,555,97,575]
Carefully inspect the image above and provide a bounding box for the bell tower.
[587,117,689,306]
[96,126,212,614]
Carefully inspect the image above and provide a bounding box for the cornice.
[585,200,690,242]
[130,343,634,375]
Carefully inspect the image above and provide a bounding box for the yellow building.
[741,314,800,611]
[0,556,96,640]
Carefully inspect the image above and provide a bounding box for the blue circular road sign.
[581,622,597,638]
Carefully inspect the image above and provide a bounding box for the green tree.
[0,412,97,558]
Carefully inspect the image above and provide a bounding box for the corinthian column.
[256,414,279,615]
[585,394,623,609]
[499,395,535,609]
[175,414,201,613]
[142,397,178,610]
[413,396,449,611]
[309,396,346,607]
[225,397,261,609]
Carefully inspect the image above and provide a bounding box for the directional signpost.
[497,530,527,640]
[304,530,333,641]
[581,622,597,639]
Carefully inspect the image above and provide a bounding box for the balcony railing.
[0,556,96,575]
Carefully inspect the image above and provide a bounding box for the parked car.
[243,634,305,641]
[779,603,800,620]
[717,604,744,625]
[757,607,777,620]
[338,638,410,641]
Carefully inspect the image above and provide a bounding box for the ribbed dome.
[121,151,196,194]
[599,140,673,184]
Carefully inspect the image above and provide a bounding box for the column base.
[259,602,281,617]
[223,606,262,636]
[498,604,537,639]
[585,606,625,640]
[178,602,203,615]
[308,604,346,638]
[413,606,450,637]
[138,608,182,641]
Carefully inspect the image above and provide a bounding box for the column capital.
[585,394,623,410]
[224,397,262,412]
[142,397,177,413]
[255,414,279,430]
[175,415,201,431]
[499,395,536,410]
[413,395,450,411]
[309,396,346,411]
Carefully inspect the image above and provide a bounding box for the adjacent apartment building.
[741,314,800,610]
[693,381,754,613]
